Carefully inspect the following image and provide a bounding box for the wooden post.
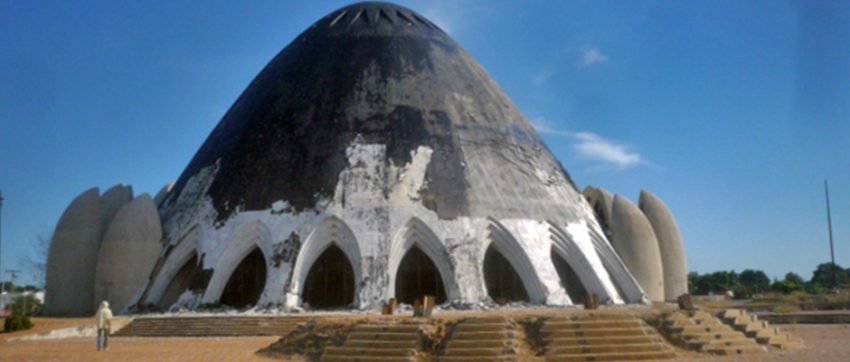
[422,295,434,318]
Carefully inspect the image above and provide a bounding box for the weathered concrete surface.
[639,190,687,302]
[138,2,647,310]
[95,194,163,312]
[583,186,615,235]
[611,195,665,302]
[44,188,103,315]
[99,184,133,237]
[153,181,174,207]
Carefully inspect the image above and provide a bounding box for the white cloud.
[580,48,608,66]
[531,117,644,170]
[571,131,643,169]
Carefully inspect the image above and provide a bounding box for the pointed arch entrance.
[483,245,530,303]
[157,253,197,309]
[387,218,457,304]
[480,220,547,304]
[550,247,588,303]
[395,245,447,304]
[302,244,356,309]
[289,216,362,309]
[219,247,267,308]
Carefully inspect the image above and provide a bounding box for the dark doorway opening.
[551,248,588,303]
[158,254,197,309]
[220,248,267,308]
[395,245,447,304]
[302,244,355,309]
[483,245,530,304]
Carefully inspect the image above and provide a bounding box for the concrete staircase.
[113,316,310,337]
[719,309,802,350]
[661,311,764,356]
[438,317,518,361]
[541,313,675,361]
[322,322,423,362]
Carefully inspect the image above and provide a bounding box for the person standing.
[95,301,113,351]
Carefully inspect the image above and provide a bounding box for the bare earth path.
[2,317,849,361]
[0,336,282,361]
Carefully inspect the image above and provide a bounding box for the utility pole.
[825,179,837,289]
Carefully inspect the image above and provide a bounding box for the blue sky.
[1,1,848,286]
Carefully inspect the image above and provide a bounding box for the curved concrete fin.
[95,193,163,312]
[99,184,133,237]
[582,186,615,231]
[44,187,102,315]
[639,190,687,302]
[610,195,665,302]
[153,180,175,207]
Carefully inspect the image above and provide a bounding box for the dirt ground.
[2,317,850,361]
[0,336,281,361]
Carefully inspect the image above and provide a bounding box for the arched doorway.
[551,248,589,303]
[483,245,530,304]
[219,248,267,308]
[302,245,355,309]
[395,245,447,304]
[158,253,198,309]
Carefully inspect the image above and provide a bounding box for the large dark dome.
[163,1,579,224]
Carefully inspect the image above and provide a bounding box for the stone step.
[445,339,510,349]
[547,342,669,355]
[544,350,675,362]
[353,324,421,333]
[555,313,638,321]
[542,320,643,331]
[543,327,653,338]
[323,347,415,357]
[546,335,662,346]
[344,340,419,349]
[321,356,415,362]
[437,356,517,361]
[450,331,515,340]
[703,345,765,355]
[443,347,513,357]
[460,317,509,324]
[347,332,418,341]
[456,323,509,332]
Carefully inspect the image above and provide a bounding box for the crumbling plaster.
[140,140,646,310]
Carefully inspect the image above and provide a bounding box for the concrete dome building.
[133,2,648,310]
[45,2,696,315]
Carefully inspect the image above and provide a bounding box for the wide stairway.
[322,322,423,362]
[541,313,675,361]
[719,309,802,350]
[113,316,311,337]
[439,317,519,361]
[661,310,764,356]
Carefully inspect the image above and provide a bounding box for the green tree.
[688,271,741,295]
[739,269,770,293]
[784,272,804,285]
[810,263,849,287]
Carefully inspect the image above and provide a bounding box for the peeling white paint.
[139,139,647,311]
